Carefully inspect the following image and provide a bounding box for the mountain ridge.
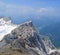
[0,17,60,55]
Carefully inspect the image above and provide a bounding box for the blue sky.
[1,0,60,7]
[0,0,60,20]
[1,0,60,9]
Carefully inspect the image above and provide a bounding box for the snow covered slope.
[0,17,17,41]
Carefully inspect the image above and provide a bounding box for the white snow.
[48,48,57,54]
[0,18,17,41]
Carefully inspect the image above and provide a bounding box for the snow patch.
[0,18,17,41]
[0,25,17,41]
[48,48,57,54]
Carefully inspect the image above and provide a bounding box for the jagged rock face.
[0,18,60,55]
[43,37,56,54]
[43,37,60,55]
[3,21,47,55]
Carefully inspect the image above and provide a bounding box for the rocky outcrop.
[43,37,60,55]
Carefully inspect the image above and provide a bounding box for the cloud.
[0,1,60,18]
[0,1,35,16]
[37,8,54,13]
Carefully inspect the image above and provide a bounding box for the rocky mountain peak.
[19,20,33,27]
[0,18,60,55]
